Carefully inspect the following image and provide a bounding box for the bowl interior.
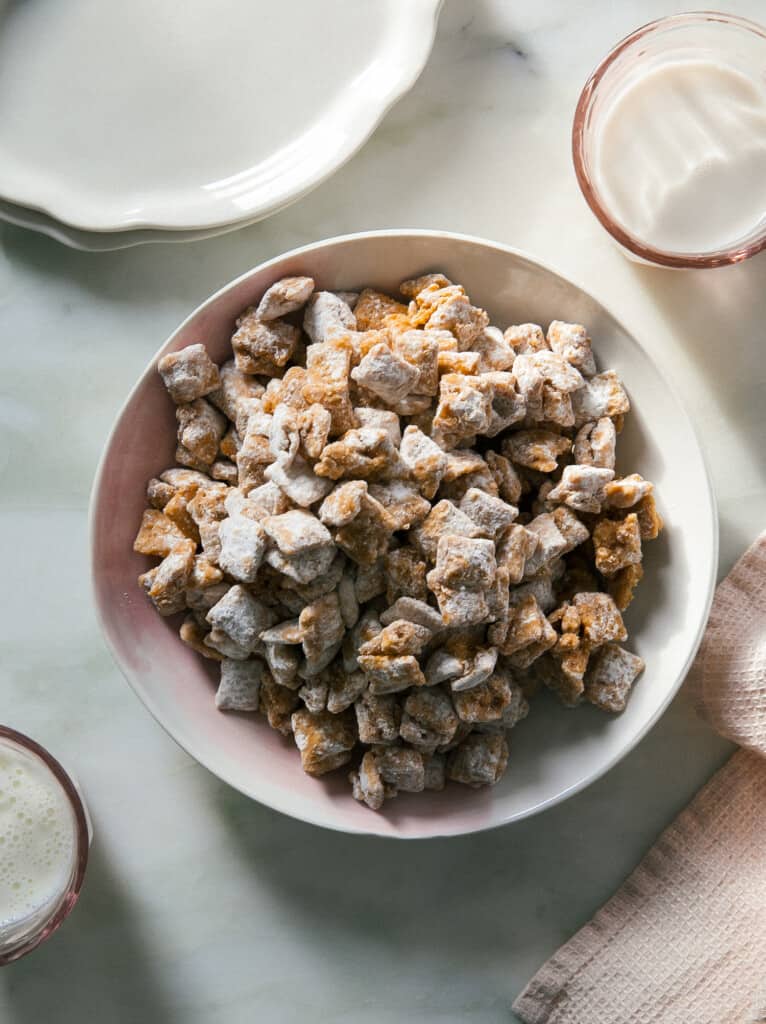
[91,232,716,838]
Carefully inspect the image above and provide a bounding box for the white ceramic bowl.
[90,230,717,838]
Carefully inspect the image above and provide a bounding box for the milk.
[594,60,766,253]
[0,739,77,942]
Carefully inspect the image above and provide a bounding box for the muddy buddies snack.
[135,272,662,811]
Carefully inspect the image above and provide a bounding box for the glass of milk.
[0,727,90,964]
[573,12,766,268]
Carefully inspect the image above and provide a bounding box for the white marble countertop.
[2,1,765,1020]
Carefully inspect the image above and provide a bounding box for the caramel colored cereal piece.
[421,286,489,348]
[483,372,527,436]
[354,692,401,745]
[215,658,264,711]
[399,273,452,299]
[605,473,654,509]
[263,642,301,688]
[262,366,309,416]
[146,478,175,509]
[432,374,493,441]
[572,370,630,427]
[522,513,569,578]
[547,320,596,376]
[350,343,419,405]
[541,384,574,428]
[547,465,615,514]
[485,451,523,505]
[298,677,329,714]
[593,513,642,577]
[319,480,368,527]
[608,562,644,611]
[303,291,357,344]
[573,592,627,645]
[211,460,238,485]
[411,500,481,562]
[298,403,332,460]
[392,330,440,396]
[399,426,448,500]
[320,484,396,566]
[158,343,220,404]
[498,594,548,656]
[350,288,406,331]
[133,509,189,557]
[385,548,427,603]
[255,276,314,321]
[260,677,300,735]
[218,515,267,583]
[453,672,512,724]
[232,308,300,375]
[263,509,333,557]
[400,689,459,752]
[429,535,497,591]
[450,646,499,692]
[176,399,227,468]
[585,643,645,713]
[459,488,518,539]
[265,454,333,508]
[474,326,514,372]
[368,481,430,530]
[428,578,489,628]
[236,433,274,495]
[299,593,345,661]
[440,449,486,483]
[179,615,223,660]
[573,418,616,470]
[327,667,367,714]
[350,751,387,810]
[380,597,444,634]
[503,430,571,473]
[495,523,539,585]
[204,627,251,660]
[447,732,508,788]
[519,350,585,393]
[208,359,265,425]
[315,427,398,481]
[551,506,590,553]
[260,619,303,645]
[207,585,276,652]
[268,405,300,466]
[354,564,387,604]
[360,654,427,694]
[359,619,432,658]
[303,343,354,436]
[188,484,229,561]
[353,407,401,447]
[374,746,425,793]
[504,323,547,355]
[139,539,196,615]
[503,610,557,669]
[437,350,481,375]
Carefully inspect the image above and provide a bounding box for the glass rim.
[0,725,90,965]
[572,10,766,269]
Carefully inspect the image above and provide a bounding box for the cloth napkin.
[513,532,766,1024]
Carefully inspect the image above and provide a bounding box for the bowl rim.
[572,10,766,269]
[89,228,719,838]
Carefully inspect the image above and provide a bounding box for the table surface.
[2,1,765,1021]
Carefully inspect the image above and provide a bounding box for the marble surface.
[1,1,764,1020]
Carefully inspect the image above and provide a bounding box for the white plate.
[0,0,440,232]
[91,231,718,838]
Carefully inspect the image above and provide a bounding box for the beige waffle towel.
[513,532,766,1024]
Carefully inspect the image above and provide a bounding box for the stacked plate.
[0,0,441,250]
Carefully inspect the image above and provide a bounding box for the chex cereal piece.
[359,619,432,658]
[400,689,459,752]
[504,323,548,355]
[510,354,545,421]
[450,646,499,692]
[399,426,448,500]
[337,572,360,629]
[495,523,539,585]
[303,291,356,344]
[263,642,301,688]
[604,473,653,509]
[262,366,309,415]
[423,753,447,790]
[350,751,387,810]
[428,535,496,591]
[547,321,596,376]
[503,615,557,670]
[315,427,398,481]
[447,732,508,787]
[485,450,523,504]
[232,307,301,375]
[503,430,571,473]
[353,564,386,605]
[255,276,314,321]
[176,399,227,468]
[424,648,465,686]
[349,288,405,330]
[207,585,276,652]
[326,486,396,566]
[260,679,300,735]
[265,453,333,507]
[392,330,440,395]
[418,285,489,348]
[547,465,615,514]
[411,500,481,561]
[138,539,196,615]
[432,374,493,442]
[473,325,514,372]
[208,359,265,426]
[302,343,355,435]
[239,480,291,518]
[291,708,357,775]
[354,692,401,745]
[299,593,345,662]
[437,350,480,375]
[486,564,510,627]
[211,460,238,485]
[522,513,569,577]
[298,677,329,714]
[373,746,425,794]
[440,449,486,483]
[399,273,452,299]
[260,619,303,644]
[585,643,645,713]
[551,506,590,552]
[297,403,332,461]
[453,672,513,724]
[158,344,220,404]
[146,477,176,508]
[215,659,264,711]
[268,404,301,466]
[368,481,430,530]
[498,676,529,729]
[540,384,575,428]
[326,666,367,714]
[497,594,549,656]
[428,579,489,628]
[353,407,401,446]
[385,548,427,603]
[359,654,426,694]
[593,513,642,576]
[519,350,585,393]
[264,543,337,586]
[573,417,616,469]
[379,597,444,634]
[573,592,627,645]
[572,369,630,427]
[204,628,251,661]
[459,488,518,539]
[134,509,189,557]
[350,343,420,405]
[218,514,267,583]
[262,509,333,556]
[482,371,527,435]
[179,615,223,661]
[629,493,663,540]
[286,553,346,602]
[608,563,644,611]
